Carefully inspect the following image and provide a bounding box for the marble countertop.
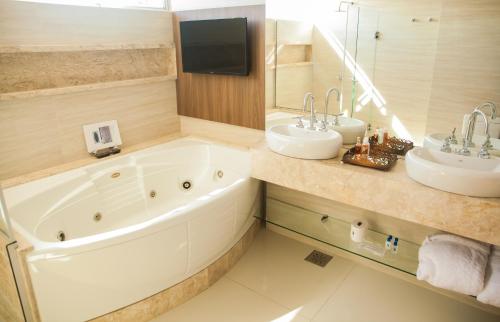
[250,141,500,246]
[2,129,499,245]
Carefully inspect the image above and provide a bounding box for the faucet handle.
[483,134,493,149]
[478,139,491,159]
[319,120,328,132]
[440,136,452,153]
[294,116,305,128]
[450,128,458,144]
[457,138,471,156]
[332,113,343,126]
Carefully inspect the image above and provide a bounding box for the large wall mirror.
[265,0,500,148]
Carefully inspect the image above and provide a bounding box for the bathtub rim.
[17,177,254,258]
[4,137,251,209]
[5,137,255,256]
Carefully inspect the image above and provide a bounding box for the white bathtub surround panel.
[30,225,189,322]
[89,219,261,322]
[478,247,500,307]
[417,234,491,296]
[189,200,238,272]
[4,139,261,322]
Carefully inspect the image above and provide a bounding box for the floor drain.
[304,250,332,267]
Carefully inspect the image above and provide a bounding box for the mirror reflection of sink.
[266,124,342,159]
[424,133,500,157]
[265,111,301,128]
[330,116,366,145]
[305,116,366,144]
[405,147,500,197]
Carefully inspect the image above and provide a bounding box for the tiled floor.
[152,229,499,322]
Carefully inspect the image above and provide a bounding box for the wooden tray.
[342,147,397,171]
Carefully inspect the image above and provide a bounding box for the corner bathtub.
[4,138,262,322]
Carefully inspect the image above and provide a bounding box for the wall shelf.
[271,62,313,69]
[0,43,174,53]
[265,197,420,275]
[0,75,177,102]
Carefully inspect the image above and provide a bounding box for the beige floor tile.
[226,230,355,319]
[151,277,309,322]
[312,265,499,322]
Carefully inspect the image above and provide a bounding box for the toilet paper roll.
[350,219,368,243]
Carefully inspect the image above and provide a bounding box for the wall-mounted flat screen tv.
[180,18,249,76]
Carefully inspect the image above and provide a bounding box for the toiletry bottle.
[378,128,384,144]
[354,137,362,154]
[372,129,379,145]
[383,128,390,144]
[393,237,399,254]
[361,137,370,157]
[385,235,393,250]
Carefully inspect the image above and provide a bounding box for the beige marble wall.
[270,0,500,143]
[0,48,176,93]
[0,80,179,181]
[0,1,179,181]
[180,116,265,147]
[274,20,313,110]
[276,64,313,109]
[355,0,499,142]
[265,19,276,109]
[90,219,262,322]
[0,1,173,48]
[425,0,500,136]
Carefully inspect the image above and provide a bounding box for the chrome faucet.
[476,101,497,120]
[457,109,489,156]
[322,88,341,130]
[303,92,317,130]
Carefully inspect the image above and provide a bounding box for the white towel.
[416,233,490,296]
[477,247,500,307]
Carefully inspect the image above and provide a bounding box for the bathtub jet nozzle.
[56,231,66,242]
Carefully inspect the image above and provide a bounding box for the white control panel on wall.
[83,120,122,154]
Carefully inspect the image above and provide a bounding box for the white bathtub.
[4,138,261,322]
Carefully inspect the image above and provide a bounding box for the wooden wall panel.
[174,5,265,130]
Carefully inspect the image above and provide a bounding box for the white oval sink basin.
[306,116,366,144]
[266,124,342,159]
[406,147,500,197]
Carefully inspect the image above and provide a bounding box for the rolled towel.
[417,233,490,296]
[477,247,500,307]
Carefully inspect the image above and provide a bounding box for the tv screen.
[180,18,249,76]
